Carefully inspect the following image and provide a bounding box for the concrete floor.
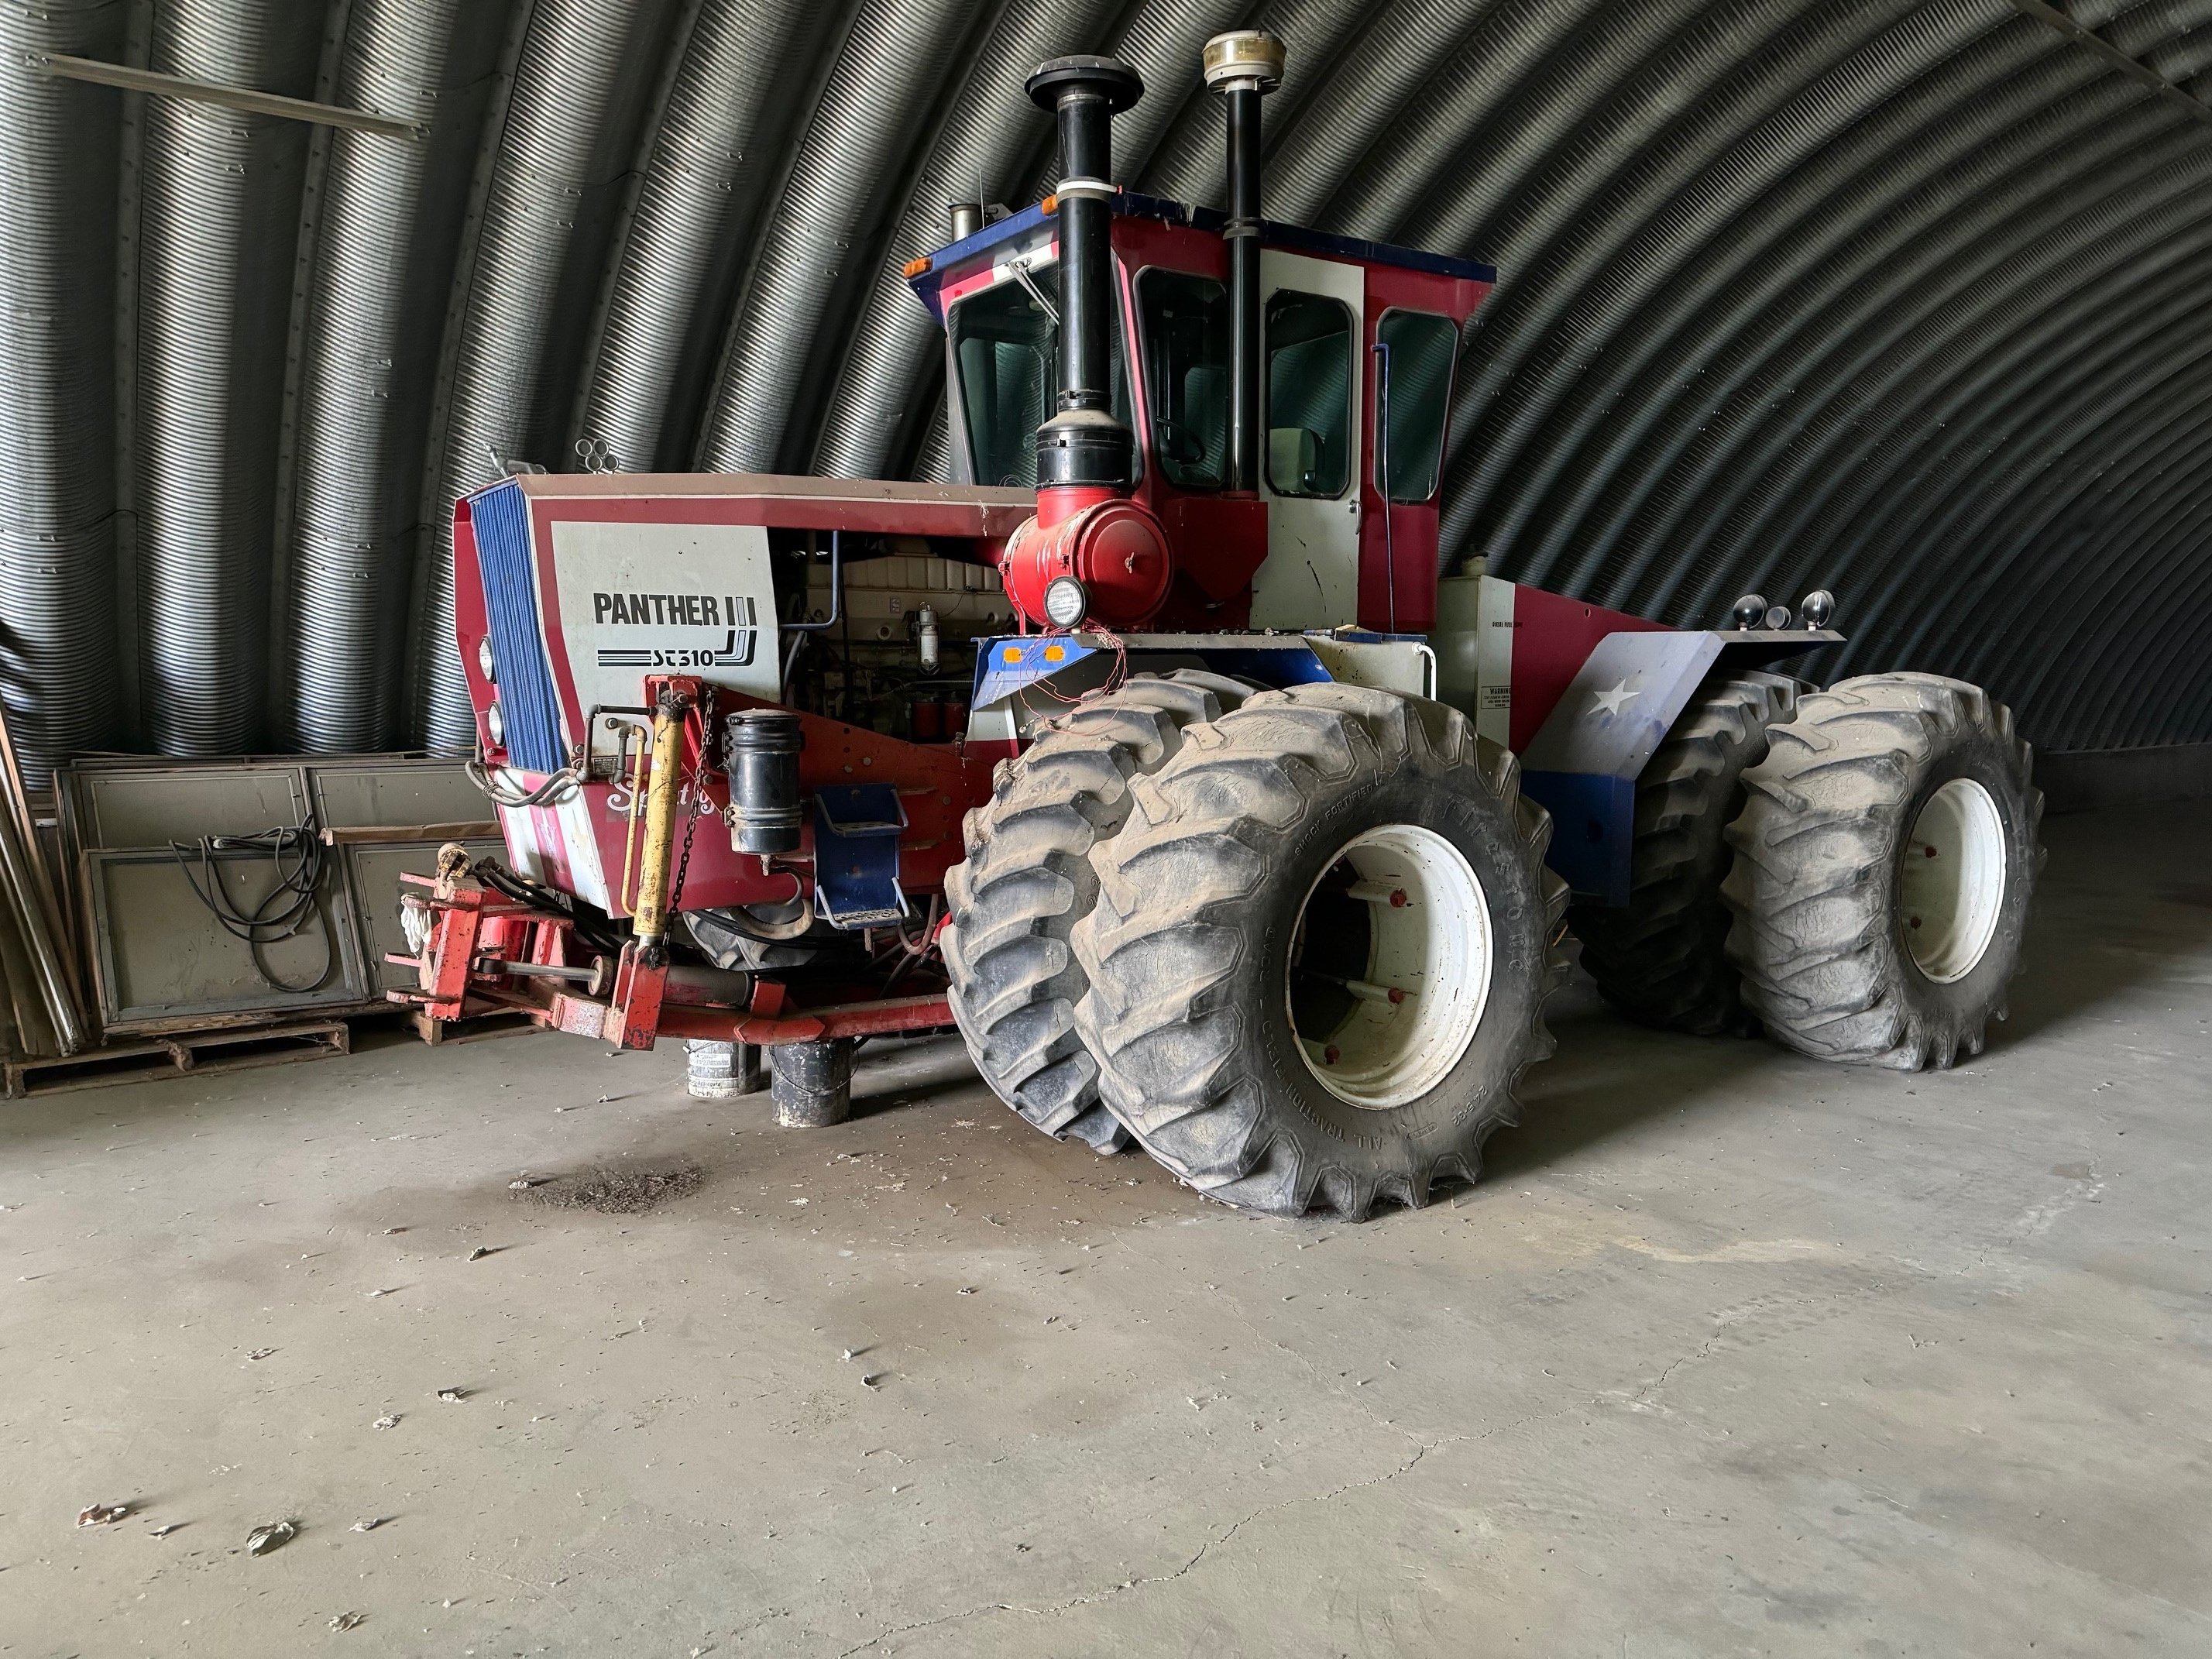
[3,802,2208,1657]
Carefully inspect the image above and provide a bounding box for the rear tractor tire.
[1569,672,1798,1036]
[1071,683,1568,1220]
[941,673,1249,1152]
[1722,672,2043,1070]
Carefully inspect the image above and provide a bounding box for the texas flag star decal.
[1590,678,1641,717]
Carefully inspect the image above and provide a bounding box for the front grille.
[469,481,567,774]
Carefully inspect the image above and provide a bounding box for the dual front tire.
[1072,685,1566,1220]
[943,680,1566,1219]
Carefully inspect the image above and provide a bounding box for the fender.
[1519,627,1841,905]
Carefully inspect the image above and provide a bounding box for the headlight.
[1042,575,1088,630]
[477,635,496,682]
[486,700,505,747]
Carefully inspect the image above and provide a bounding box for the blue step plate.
[812,785,910,929]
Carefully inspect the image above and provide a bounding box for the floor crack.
[1636,1336,1719,1404]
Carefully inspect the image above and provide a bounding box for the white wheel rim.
[1901,778,2007,984]
[1286,824,1492,1110]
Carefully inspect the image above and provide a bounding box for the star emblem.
[1591,678,1640,717]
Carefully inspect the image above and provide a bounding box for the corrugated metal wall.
[5,0,2210,781]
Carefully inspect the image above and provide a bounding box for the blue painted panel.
[971,635,1101,708]
[470,480,566,774]
[1175,647,1331,688]
[1522,770,1636,908]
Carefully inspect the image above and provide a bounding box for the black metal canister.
[723,709,805,856]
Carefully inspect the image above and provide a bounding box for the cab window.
[947,268,1132,489]
[1373,310,1459,503]
[1135,269,1230,489]
[1265,290,1355,498]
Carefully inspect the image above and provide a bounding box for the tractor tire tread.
[942,673,1242,1151]
[1721,672,2044,1070]
[1073,685,1566,1220]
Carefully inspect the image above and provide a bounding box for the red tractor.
[400,34,2042,1220]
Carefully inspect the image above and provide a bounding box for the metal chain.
[668,690,714,914]
[671,788,701,913]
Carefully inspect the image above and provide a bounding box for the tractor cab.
[904,196,1493,636]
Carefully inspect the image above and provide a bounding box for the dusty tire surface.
[941,674,1242,1152]
[1570,671,1798,1036]
[1722,672,2043,1070]
[1071,683,1567,1220]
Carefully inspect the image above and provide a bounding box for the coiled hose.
[169,811,332,995]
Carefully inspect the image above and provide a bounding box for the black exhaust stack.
[1025,56,1144,493]
[1204,32,1285,496]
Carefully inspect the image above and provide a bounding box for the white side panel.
[1431,571,1483,715]
[1475,575,1516,749]
[551,789,611,913]
[496,799,543,882]
[1250,249,1366,631]
[1307,636,1434,699]
[548,520,783,718]
[493,788,610,914]
[967,705,1018,744]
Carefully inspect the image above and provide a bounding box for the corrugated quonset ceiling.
[5,0,2211,781]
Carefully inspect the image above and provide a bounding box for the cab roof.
[903,190,1497,324]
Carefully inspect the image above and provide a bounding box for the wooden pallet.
[410,1005,544,1046]
[101,999,390,1041]
[4,1018,350,1100]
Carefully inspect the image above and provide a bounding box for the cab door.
[1248,249,1364,630]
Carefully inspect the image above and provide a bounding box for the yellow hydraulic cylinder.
[630,695,686,960]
